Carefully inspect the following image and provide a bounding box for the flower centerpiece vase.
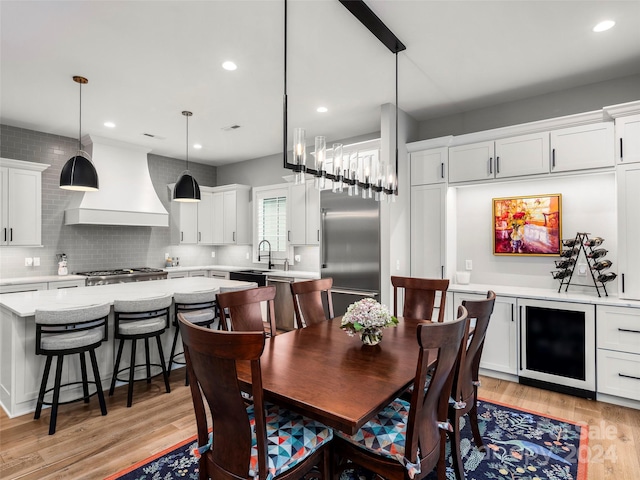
[340,298,398,346]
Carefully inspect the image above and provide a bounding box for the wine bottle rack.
[552,232,616,297]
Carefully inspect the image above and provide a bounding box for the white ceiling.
[2,0,640,167]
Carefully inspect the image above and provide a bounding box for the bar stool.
[34,302,110,435]
[109,294,172,407]
[168,289,218,385]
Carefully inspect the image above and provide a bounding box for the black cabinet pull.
[440,162,444,179]
[3,228,5,242]
[620,138,623,161]
[552,148,556,168]
[511,303,514,322]
[441,265,444,279]
[496,156,500,174]
[10,228,12,242]
[181,231,183,241]
[198,232,201,242]
[489,157,493,174]
[622,273,625,293]
[618,328,640,334]
[287,230,290,242]
[619,373,640,381]
[233,231,236,242]
[317,229,320,242]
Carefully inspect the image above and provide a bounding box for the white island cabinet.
[0,277,256,418]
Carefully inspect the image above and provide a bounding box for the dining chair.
[290,277,334,328]
[332,305,469,480]
[216,285,277,335]
[391,275,450,322]
[178,317,333,480]
[448,291,496,480]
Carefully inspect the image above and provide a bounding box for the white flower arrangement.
[340,298,398,337]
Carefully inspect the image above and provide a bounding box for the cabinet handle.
[198,232,201,242]
[440,162,445,179]
[618,328,640,334]
[619,373,640,381]
[10,228,13,242]
[622,273,625,293]
[489,157,493,174]
[3,228,5,242]
[496,156,500,174]
[233,231,236,242]
[552,148,556,169]
[317,229,320,242]
[181,232,183,241]
[519,305,523,370]
[620,138,623,161]
[510,303,514,322]
[441,265,444,279]
[288,230,291,242]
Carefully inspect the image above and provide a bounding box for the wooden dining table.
[236,316,436,435]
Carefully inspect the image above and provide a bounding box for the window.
[253,185,290,262]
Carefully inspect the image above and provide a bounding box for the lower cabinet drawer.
[597,305,640,354]
[597,349,640,401]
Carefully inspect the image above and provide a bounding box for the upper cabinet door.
[305,181,320,245]
[287,183,306,245]
[7,168,42,246]
[212,191,224,244]
[495,132,550,178]
[410,147,447,185]
[197,191,214,244]
[550,122,614,173]
[616,114,640,164]
[223,190,237,244]
[448,141,494,183]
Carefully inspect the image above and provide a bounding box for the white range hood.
[64,135,169,227]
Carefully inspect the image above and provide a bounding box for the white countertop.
[0,277,257,317]
[163,265,320,279]
[449,283,640,308]
[0,274,86,286]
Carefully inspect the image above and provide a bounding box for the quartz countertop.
[0,277,257,317]
[449,283,640,308]
[0,274,86,286]
[163,265,319,279]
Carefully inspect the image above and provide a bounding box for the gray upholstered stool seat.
[109,294,172,407]
[169,289,218,386]
[34,302,110,435]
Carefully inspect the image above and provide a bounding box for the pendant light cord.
[78,80,82,152]
[395,51,399,194]
[186,113,189,171]
[282,0,288,169]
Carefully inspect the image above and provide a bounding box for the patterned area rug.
[105,399,587,480]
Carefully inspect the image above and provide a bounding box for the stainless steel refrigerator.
[320,190,380,316]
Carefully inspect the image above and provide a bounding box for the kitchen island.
[0,277,256,418]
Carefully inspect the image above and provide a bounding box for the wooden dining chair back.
[391,276,450,322]
[448,290,496,480]
[178,318,332,480]
[333,306,469,480]
[216,285,277,335]
[290,278,334,328]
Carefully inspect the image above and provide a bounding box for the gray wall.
[419,73,640,139]
[0,124,217,278]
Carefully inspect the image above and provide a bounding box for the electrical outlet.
[578,263,587,276]
[165,253,169,260]
[294,255,302,263]
[246,252,250,260]
[33,257,41,266]
[25,257,33,267]
[465,259,473,271]
[211,251,215,258]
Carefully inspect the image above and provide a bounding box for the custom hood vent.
[64,135,169,227]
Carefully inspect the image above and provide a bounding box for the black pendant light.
[60,76,99,191]
[173,110,201,202]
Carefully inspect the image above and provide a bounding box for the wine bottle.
[555,258,576,269]
[584,237,604,247]
[587,248,608,259]
[597,272,617,283]
[593,260,612,271]
[560,247,579,258]
[562,238,579,247]
[552,269,573,280]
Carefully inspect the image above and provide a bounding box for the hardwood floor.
[1,372,639,479]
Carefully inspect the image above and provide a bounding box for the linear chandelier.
[282,0,406,201]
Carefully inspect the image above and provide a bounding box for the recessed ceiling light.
[104,121,116,128]
[193,144,202,149]
[222,61,237,71]
[317,106,328,113]
[593,20,615,32]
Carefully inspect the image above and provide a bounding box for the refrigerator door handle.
[321,208,327,268]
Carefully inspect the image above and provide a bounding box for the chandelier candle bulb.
[293,128,306,184]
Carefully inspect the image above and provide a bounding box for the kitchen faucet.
[257,239,274,269]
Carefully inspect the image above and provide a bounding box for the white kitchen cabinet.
[452,292,518,376]
[448,132,548,183]
[212,185,251,245]
[550,122,614,173]
[596,305,640,402]
[197,191,214,244]
[0,282,48,294]
[287,181,320,246]
[208,270,229,280]
[617,163,640,300]
[305,182,320,246]
[188,270,208,277]
[0,158,49,247]
[410,184,445,279]
[48,280,85,289]
[410,147,447,185]
[166,271,188,279]
[171,201,198,244]
[616,114,640,164]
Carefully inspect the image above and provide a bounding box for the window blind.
[258,195,287,252]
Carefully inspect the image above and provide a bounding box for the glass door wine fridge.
[518,298,596,398]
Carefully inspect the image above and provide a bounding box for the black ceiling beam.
[338,0,406,53]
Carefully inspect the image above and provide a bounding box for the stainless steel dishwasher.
[266,276,295,331]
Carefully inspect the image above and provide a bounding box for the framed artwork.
[493,194,562,256]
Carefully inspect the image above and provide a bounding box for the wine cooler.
[519,298,596,398]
